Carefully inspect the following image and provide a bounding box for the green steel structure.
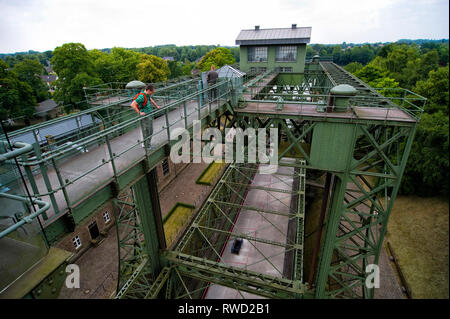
[0,60,426,299]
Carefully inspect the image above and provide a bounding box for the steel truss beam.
[166,252,307,299]
[314,122,417,299]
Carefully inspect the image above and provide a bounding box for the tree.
[110,47,141,82]
[89,49,117,84]
[354,64,389,83]
[0,60,36,120]
[401,111,449,197]
[51,43,102,111]
[136,54,170,83]
[13,59,49,102]
[414,66,449,115]
[198,47,236,72]
[167,60,183,79]
[344,62,363,73]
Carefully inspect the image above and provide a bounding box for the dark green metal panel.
[132,171,165,277]
[310,122,356,171]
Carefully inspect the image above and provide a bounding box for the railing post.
[51,158,72,214]
[165,109,171,141]
[105,133,118,178]
[183,101,188,129]
[198,80,202,120]
[32,141,59,219]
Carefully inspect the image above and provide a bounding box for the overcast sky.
[0,0,448,53]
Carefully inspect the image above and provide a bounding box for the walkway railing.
[1,78,235,225]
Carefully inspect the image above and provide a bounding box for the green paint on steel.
[239,44,307,74]
[310,122,356,171]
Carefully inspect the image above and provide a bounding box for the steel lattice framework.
[112,62,425,299]
[1,62,426,299]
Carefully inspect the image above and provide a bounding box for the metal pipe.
[0,141,33,163]
[0,193,50,239]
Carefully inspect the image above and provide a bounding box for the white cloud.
[0,0,448,53]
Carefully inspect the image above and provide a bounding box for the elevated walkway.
[3,79,233,235]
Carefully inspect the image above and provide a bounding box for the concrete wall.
[55,201,115,257]
[155,157,189,191]
[239,44,307,73]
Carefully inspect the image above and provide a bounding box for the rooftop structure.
[237,25,311,74]
[236,25,311,45]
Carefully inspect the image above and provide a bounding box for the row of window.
[252,67,293,73]
[72,158,172,250]
[72,211,111,249]
[248,46,297,62]
[250,67,267,73]
[72,158,173,250]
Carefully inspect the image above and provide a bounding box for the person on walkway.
[131,84,161,150]
[206,65,219,101]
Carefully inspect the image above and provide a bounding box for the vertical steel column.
[132,169,166,277]
[370,124,418,298]
[308,172,332,289]
[198,80,203,120]
[183,101,188,129]
[314,173,349,298]
[31,136,59,218]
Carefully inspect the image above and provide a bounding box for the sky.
[0,0,448,53]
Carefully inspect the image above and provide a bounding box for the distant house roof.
[11,114,101,145]
[163,56,175,61]
[40,75,57,83]
[35,99,58,116]
[236,26,311,45]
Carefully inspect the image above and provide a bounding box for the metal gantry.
[1,63,426,299]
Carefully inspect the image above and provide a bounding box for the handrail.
[0,193,50,239]
[0,141,33,163]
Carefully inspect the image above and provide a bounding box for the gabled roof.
[11,114,101,145]
[236,26,311,45]
[217,65,246,78]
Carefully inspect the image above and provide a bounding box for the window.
[276,46,297,62]
[258,67,267,73]
[248,47,267,62]
[277,67,293,73]
[103,211,111,223]
[162,159,170,176]
[72,236,82,249]
[250,67,257,73]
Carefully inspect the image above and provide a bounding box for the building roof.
[40,75,58,83]
[235,26,311,45]
[217,65,246,78]
[35,99,58,115]
[11,114,101,145]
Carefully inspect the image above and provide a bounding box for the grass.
[163,202,195,248]
[195,160,227,185]
[386,195,449,299]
